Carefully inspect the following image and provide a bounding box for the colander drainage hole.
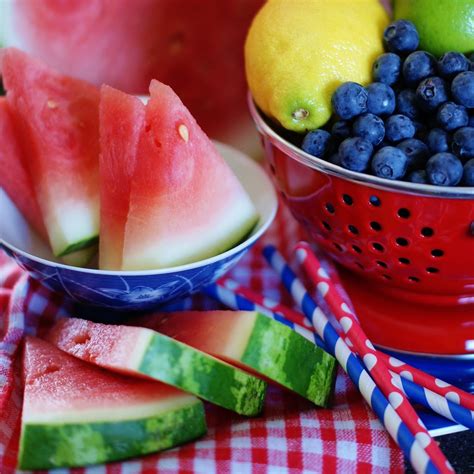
[369,196,381,207]
[348,225,359,235]
[382,274,392,280]
[408,276,420,282]
[399,257,410,265]
[333,242,344,252]
[397,208,411,219]
[342,194,353,205]
[325,203,335,214]
[426,267,439,274]
[431,249,444,257]
[395,237,409,247]
[355,262,364,270]
[372,242,385,252]
[352,245,362,254]
[370,221,382,231]
[421,227,434,237]
[376,261,387,268]
[322,221,332,231]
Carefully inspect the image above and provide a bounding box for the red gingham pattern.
[0,206,404,473]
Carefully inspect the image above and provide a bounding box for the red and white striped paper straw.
[295,241,452,474]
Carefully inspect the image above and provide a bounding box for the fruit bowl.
[249,95,474,360]
[0,142,278,311]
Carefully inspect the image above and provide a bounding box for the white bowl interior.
[0,141,278,273]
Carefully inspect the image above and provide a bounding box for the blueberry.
[452,127,474,159]
[427,128,451,153]
[397,138,429,170]
[402,51,437,86]
[437,52,470,79]
[407,169,428,184]
[301,129,333,158]
[332,82,368,119]
[385,114,415,143]
[451,71,474,108]
[416,76,448,111]
[396,89,420,120]
[463,159,474,185]
[383,20,419,54]
[353,113,385,145]
[366,83,395,117]
[371,146,408,180]
[426,153,463,186]
[338,137,373,172]
[331,120,351,141]
[372,53,401,85]
[436,102,469,131]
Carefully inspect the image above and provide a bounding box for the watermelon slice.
[0,97,47,240]
[1,48,100,257]
[113,80,258,270]
[19,337,206,470]
[133,311,337,407]
[47,317,267,415]
[99,85,145,270]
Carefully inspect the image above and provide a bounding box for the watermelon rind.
[138,331,266,416]
[57,235,99,257]
[18,401,206,470]
[241,313,336,407]
[61,245,97,267]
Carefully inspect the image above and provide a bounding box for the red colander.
[249,97,474,356]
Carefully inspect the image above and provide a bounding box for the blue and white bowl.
[0,142,278,311]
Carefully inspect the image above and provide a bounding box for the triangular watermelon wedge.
[0,97,48,240]
[19,337,206,470]
[99,85,145,270]
[1,48,100,257]
[106,79,258,270]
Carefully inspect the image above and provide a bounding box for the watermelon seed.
[178,124,189,142]
[47,99,58,109]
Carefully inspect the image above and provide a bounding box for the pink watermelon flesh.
[121,80,258,270]
[5,0,264,144]
[1,48,100,257]
[99,85,145,270]
[0,97,48,240]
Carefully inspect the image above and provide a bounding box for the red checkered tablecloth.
[0,207,404,473]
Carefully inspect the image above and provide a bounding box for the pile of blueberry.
[301,19,474,187]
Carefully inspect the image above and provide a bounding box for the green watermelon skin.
[1,48,100,257]
[4,0,264,148]
[47,317,267,416]
[19,403,204,470]
[120,80,258,270]
[136,311,337,407]
[19,337,206,470]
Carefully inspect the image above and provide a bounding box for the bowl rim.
[248,93,474,200]
[0,142,278,276]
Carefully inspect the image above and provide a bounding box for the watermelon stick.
[263,245,449,474]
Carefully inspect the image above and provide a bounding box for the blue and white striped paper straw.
[263,245,443,474]
[390,371,474,431]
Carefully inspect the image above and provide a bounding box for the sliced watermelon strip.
[99,85,145,270]
[19,337,206,470]
[134,311,337,407]
[47,317,267,415]
[1,48,100,257]
[119,79,258,270]
[0,97,47,240]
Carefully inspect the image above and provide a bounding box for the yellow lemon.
[245,0,389,132]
